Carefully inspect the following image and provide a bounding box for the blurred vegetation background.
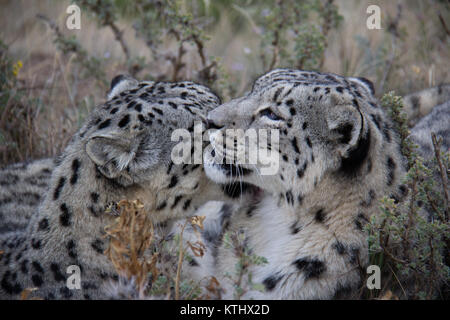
[0,0,449,165]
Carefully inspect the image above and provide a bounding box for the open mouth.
[204,147,263,200]
[220,181,263,200]
[214,163,262,199]
[208,147,253,177]
[218,163,253,176]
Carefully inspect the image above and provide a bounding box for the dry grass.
[324,0,449,95]
[104,199,158,298]
[103,198,210,299]
[19,287,41,300]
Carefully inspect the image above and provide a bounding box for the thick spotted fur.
[0,158,54,234]
[1,82,443,236]
[195,69,410,299]
[0,71,447,299]
[409,100,449,157]
[0,75,235,299]
[403,84,450,127]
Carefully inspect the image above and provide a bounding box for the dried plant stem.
[193,35,206,67]
[171,42,186,82]
[379,4,402,94]
[107,21,130,61]
[426,235,435,299]
[431,133,449,220]
[318,0,334,69]
[438,13,450,36]
[403,177,417,261]
[175,220,188,300]
[36,14,62,38]
[129,207,137,270]
[426,191,445,222]
[268,31,280,71]
[104,199,156,296]
[75,1,130,61]
[379,244,407,265]
[387,263,407,298]
[267,0,284,71]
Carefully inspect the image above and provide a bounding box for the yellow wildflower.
[12,60,23,77]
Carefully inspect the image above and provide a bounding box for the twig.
[379,4,402,94]
[75,1,130,61]
[107,21,130,61]
[193,35,207,68]
[318,0,335,69]
[427,235,435,299]
[387,263,407,299]
[36,14,63,38]
[426,191,446,222]
[438,13,450,36]
[431,133,449,221]
[403,174,417,262]
[175,220,188,300]
[268,0,284,71]
[380,243,408,265]
[269,30,280,71]
[171,42,186,82]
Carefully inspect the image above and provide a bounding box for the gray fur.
[0,76,232,299]
[403,84,450,127]
[195,69,407,299]
[0,158,54,234]
[409,100,450,157]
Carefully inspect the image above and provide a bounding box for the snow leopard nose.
[206,119,224,130]
[207,99,239,128]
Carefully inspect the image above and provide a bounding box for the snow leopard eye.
[260,108,282,121]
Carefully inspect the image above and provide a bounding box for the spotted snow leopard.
[1,79,445,236]
[0,71,447,300]
[0,75,244,299]
[187,68,414,299]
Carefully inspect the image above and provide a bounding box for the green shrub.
[365,92,449,300]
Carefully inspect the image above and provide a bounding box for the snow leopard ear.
[107,74,139,100]
[327,93,370,173]
[326,94,365,157]
[348,77,375,96]
[86,135,135,181]
[86,132,160,185]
